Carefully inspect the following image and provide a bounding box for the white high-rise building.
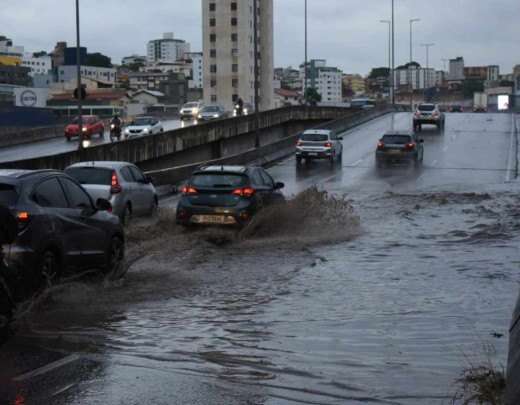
[147,33,191,64]
[202,0,274,112]
[303,60,343,103]
[22,53,52,76]
[185,52,203,89]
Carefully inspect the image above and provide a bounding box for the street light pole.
[253,0,260,147]
[75,0,84,151]
[380,20,391,99]
[391,0,395,106]
[409,18,420,111]
[421,43,435,90]
[303,0,308,103]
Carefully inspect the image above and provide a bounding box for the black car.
[0,170,124,287]
[449,104,464,112]
[375,131,424,168]
[176,166,285,226]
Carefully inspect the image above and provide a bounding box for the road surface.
[0,119,183,163]
[1,112,518,405]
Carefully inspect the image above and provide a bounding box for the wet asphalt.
[0,112,519,405]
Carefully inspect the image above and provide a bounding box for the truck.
[473,92,488,112]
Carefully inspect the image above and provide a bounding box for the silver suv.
[65,162,158,225]
[413,103,445,132]
[296,129,343,165]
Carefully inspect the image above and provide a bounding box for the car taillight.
[405,143,416,150]
[232,187,255,197]
[324,142,332,148]
[110,171,122,194]
[181,186,198,195]
[17,211,30,231]
[377,141,385,150]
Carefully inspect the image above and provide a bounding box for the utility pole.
[391,0,395,106]
[409,18,420,111]
[442,58,449,72]
[253,0,260,148]
[380,20,391,99]
[421,43,435,89]
[75,0,84,151]
[303,0,308,104]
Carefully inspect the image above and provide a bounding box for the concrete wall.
[0,106,356,171]
[0,125,64,148]
[507,290,520,404]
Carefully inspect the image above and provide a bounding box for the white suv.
[180,101,203,120]
[296,129,343,165]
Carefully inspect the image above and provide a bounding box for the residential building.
[128,71,187,106]
[487,65,500,82]
[448,57,465,81]
[51,42,67,68]
[394,64,436,90]
[0,37,24,58]
[202,0,274,111]
[0,65,32,86]
[147,33,190,64]
[275,66,302,90]
[274,88,301,108]
[122,55,147,66]
[435,70,447,87]
[304,59,342,103]
[464,66,488,81]
[22,53,52,76]
[342,74,366,96]
[57,65,117,86]
[184,52,203,89]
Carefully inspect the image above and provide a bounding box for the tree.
[368,67,390,79]
[85,52,112,68]
[304,87,322,106]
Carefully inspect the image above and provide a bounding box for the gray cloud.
[2,0,519,75]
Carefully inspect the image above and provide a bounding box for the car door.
[259,169,284,206]
[250,169,271,208]
[128,165,153,214]
[32,177,84,271]
[59,177,108,268]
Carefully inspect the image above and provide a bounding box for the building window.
[209,3,215,11]
[232,78,238,88]
[232,94,239,102]
[231,48,239,57]
[231,2,237,11]
[209,18,216,27]
[210,34,216,43]
[210,64,217,73]
[231,17,237,26]
[232,64,238,73]
[210,49,216,58]
[211,79,216,87]
[211,95,217,102]
[231,33,238,42]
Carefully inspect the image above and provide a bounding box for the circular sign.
[20,90,38,107]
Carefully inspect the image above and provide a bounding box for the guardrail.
[0,125,65,148]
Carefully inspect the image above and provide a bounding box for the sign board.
[14,87,49,108]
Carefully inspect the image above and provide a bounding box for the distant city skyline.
[2,0,519,75]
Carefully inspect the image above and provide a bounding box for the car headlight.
[110,124,115,129]
[198,114,202,119]
[143,128,150,134]
[82,127,88,132]
[193,108,199,114]
[213,114,219,118]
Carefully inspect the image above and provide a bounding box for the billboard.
[14,87,49,108]
[498,94,510,111]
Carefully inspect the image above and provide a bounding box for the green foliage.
[463,79,484,98]
[85,52,112,68]
[304,87,322,105]
[368,67,390,79]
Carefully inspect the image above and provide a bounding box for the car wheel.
[40,250,60,285]
[106,236,124,273]
[120,203,132,226]
[296,156,302,165]
[150,197,159,216]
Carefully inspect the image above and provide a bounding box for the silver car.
[65,161,158,224]
[296,129,343,165]
[123,116,164,139]
[197,105,228,121]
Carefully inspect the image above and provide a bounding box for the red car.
[65,115,105,141]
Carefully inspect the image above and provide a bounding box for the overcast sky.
[2,0,519,75]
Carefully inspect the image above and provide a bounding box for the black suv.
[176,166,285,226]
[375,131,424,168]
[0,170,124,287]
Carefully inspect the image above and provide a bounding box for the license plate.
[388,150,401,154]
[195,215,226,224]
[307,152,318,156]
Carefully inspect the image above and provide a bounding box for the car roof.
[196,165,248,174]
[66,161,132,170]
[417,103,436,107]
[383,131,413,136]
[302,129,332,135]
[134,116,154,120]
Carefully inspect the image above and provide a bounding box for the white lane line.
[505,113,517,182]
[431,160,438,167]
[12,354,81,382]
[352,159,363,167]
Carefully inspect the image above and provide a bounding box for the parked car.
[176,165,285,227]
[413,103,445,131]
[65,115,105,141]
[65,162,158,225]
[449,104,464,112]
[180,101,204,120]
[0,169,124,286]
[197,105,228,121]
[375,131,424,168]
[296,129,343,165]
[123,116,163,139]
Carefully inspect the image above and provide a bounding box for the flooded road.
[1,112,519,404]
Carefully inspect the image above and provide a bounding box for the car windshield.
[132,118,154,126]
[418,105,435,111]
[65,167,113,185]
[202,106,219,112]
[190,173,247,188]
[72,116,95,124]
[184,103,198,108]
[382,135,412,144]
[301,133,329,142]
[0,183,18,206]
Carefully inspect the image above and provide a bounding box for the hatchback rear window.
[418,105,435,111]
[65,167,113,185]
[191,173,247,188]
[382,135,412,144]
[301,133,329,142]
[0,184,18,206]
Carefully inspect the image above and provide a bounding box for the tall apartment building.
[147,33,191,64]
[202,0,274,112]
[303,60,343,103]
[449,57,465,81]
[184,52,203,89]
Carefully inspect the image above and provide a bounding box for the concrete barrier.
[506,290,520,404]
[145,108,393,186]
[0,125,65,148]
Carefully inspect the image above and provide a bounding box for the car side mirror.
[419,139,424,143]
[96,198,112,212]
[338,136,343,140]
[274,182,285,190]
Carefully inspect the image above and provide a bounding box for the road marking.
[505,113,518,182]
[12,354,81,382]
[431,160,438,167]
[352,159,363,166]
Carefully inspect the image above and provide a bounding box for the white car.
[180,101,204,120]
[124,116,164,139]
[296,129,343,165]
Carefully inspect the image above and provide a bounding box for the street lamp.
[380,20,391,98]
[409,18,420,110]
[75,0,84,151]
[421,43,435,91]
[304,0,308,102]
[391,0,395,106]
[253,0,260,147]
